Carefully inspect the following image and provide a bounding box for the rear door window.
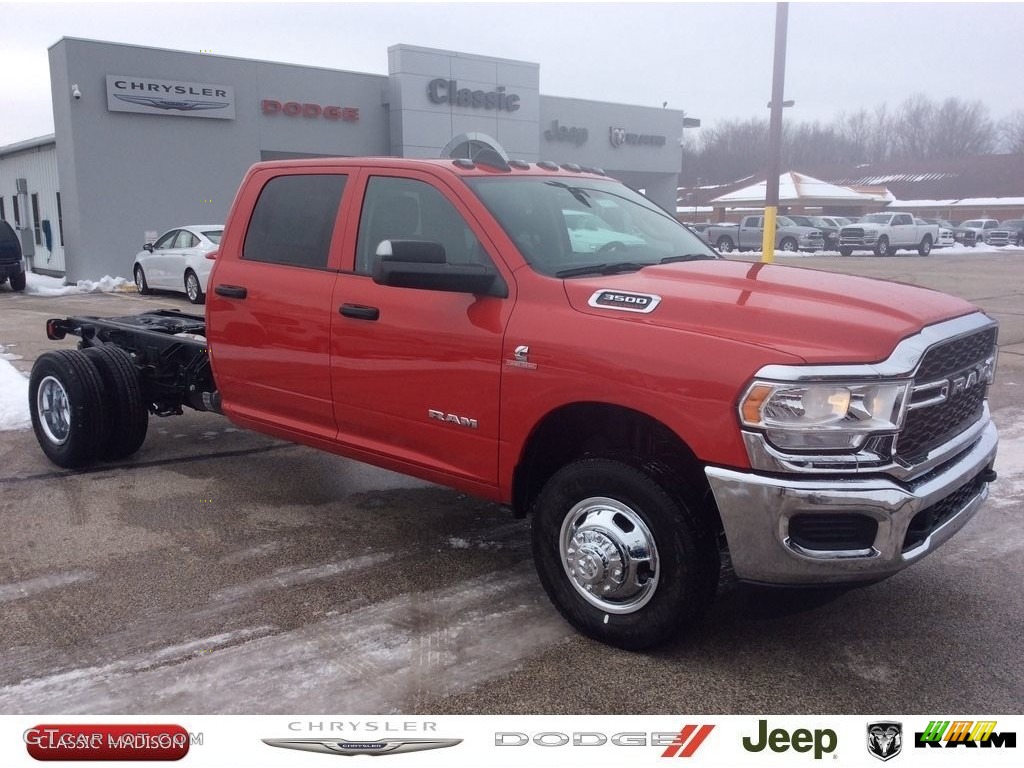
[244,174,347,269]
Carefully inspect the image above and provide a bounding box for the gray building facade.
[40,38,685,280]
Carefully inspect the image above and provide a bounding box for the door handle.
[340,304,380,321]
[215,284,247,299]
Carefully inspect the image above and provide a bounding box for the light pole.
[762,2,789,264]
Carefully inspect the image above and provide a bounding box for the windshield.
[776,216,796,226]
[861,213,892,224]
[466,176,717,277]
[202,229,223,244]
[961,220,983,228]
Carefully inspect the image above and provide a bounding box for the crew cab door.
[891,213,915,246]
[329,170,513,486]
[206,169,350,440]
[739,216,762,249]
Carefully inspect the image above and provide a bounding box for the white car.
[133,225,223,304]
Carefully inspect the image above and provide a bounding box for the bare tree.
[1000,110,1024,153]
[929,97,995,157]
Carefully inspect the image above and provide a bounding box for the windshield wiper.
[555,262,648,278]
[659,253,717,264]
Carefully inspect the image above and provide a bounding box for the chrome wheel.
[559,496,659,614]
[37,375,71,445]
[186,273,200,302]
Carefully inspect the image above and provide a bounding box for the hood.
[563,260,977,363]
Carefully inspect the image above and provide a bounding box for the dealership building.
[0,38,688,280]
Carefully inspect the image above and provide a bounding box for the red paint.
[24,724,190,761]
[206,158,978,503]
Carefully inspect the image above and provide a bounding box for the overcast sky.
[2,1,1023,148]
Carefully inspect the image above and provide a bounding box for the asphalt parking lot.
[0,250,1022,715]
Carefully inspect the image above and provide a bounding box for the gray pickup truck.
[704,215,825,253]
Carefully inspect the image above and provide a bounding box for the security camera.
[72,84,81,100]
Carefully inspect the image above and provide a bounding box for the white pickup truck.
[838,212,940,257]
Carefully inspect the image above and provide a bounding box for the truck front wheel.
[531,458,719,650]
[839,247,854,257]
[874,236,891,257]
[29,350,109,469]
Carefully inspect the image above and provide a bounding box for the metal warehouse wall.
[0,142,66,274]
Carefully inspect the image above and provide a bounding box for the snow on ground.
[26,271,132,296]
[992,409,1024,508]
[0,356,30,431]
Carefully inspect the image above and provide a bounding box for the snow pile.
[0,357,30,431]
[26,272,133,297]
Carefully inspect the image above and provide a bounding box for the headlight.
[739,380,910,451]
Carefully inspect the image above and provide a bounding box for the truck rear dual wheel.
[531,458,719,650]
[918,236,933,256]
[29,347,148,468]
[715,236,735,253]
[30,350,109,468]
[82,345,149,459]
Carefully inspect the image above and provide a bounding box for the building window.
[32,193,41,245]
[56,192,64,246]
[13,197,20,227]
[0,197,5,221]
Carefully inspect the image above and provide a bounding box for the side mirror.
[372,240,508,298]
[143,243,154,252]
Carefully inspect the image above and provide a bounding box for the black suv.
[0,220,26,291]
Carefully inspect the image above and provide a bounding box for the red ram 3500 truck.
[30,154,999,649]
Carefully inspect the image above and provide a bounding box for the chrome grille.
[896,328,997,465]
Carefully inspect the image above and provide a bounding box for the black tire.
[918,236,933,256]
[29,350,108,469]
[8,270,26,291]
[874,236,891,257]
[716,236,734,253]
[839,247,854,257]
[82,345,149,460]
[134,264,151,295]
[531,457,719,650]
[779,237,798,252]
[184,269,205,305]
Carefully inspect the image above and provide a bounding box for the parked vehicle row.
[687,214,1022,255]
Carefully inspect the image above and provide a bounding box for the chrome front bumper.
[704,421,998,585]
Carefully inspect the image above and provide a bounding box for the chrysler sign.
[106,75,236,119]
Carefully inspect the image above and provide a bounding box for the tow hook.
[980,468,998,484]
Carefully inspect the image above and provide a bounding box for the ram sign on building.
[0,38,688,280]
